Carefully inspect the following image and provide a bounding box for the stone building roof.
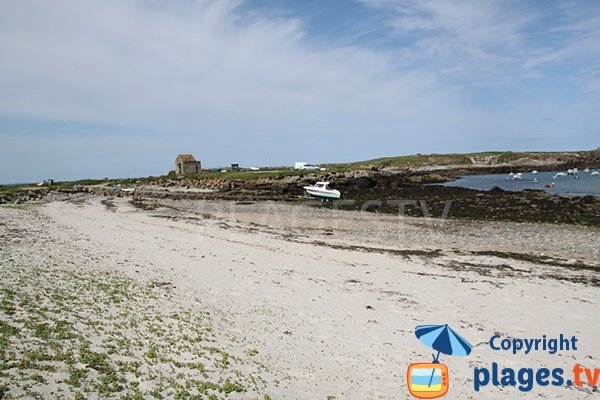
[176,154,197,163]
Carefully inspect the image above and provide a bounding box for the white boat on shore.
[303,181,341,199]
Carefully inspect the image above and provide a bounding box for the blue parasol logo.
[415,324,473,362]
[407,324,473,399]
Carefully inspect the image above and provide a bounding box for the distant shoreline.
[3,148,599,187]
[3,148,600,225]
[434,169,600,197]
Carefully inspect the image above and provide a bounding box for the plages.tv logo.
[407,324,473,399]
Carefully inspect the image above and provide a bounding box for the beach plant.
[0,208,274,399]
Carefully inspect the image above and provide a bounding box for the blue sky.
[0,0,599,183]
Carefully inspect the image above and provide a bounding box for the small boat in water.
[592,171,599,176]
[303,181,341,199]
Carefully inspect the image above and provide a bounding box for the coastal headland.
[4,149,599,225]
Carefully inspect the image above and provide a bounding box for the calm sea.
[437,170,600,196]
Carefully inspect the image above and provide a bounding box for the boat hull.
[304,188,341,200]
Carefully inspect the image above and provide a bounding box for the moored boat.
[303,181,341,199]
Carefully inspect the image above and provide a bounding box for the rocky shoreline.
[132,170,600,225]
[3,166,600,225]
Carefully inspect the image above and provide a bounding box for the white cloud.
[359,0,600,86]
[0,0,464,134]
[0,0,598,183]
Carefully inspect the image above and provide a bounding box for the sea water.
[436,170,600,196]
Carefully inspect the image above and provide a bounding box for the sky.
[0,0,599,183]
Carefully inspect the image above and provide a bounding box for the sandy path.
[7,196,600,399]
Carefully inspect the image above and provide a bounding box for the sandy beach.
[1,195,599,399]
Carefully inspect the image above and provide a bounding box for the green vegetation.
[0,220,273,399]
[180,168,339,181]
[327,149,598,169]
[0,183,35,194]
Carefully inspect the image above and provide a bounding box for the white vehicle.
[592,171,599,176]
[303,181,341,199]
[294,162,320,171]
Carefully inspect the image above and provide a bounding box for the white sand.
[2,196,599,399]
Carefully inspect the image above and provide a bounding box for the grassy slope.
[329,149,600,169]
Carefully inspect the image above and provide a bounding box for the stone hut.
[175,154,201,175]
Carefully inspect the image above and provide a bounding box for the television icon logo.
[407,324,472,398]
[407,362,449,399]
